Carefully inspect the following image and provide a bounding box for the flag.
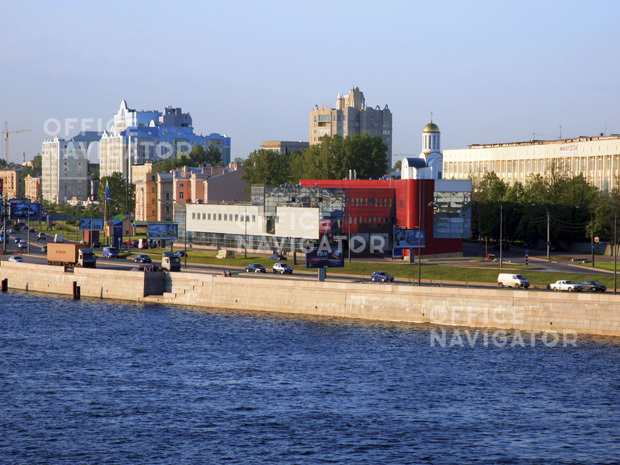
[106,180,110,201]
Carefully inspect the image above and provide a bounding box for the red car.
[125,240,138,247]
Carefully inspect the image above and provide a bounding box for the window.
[202,213,206,220]
[218,214,222,220]
[192,213,196,219]
[235,214,239,221]
[252,215,256,222]
[179,192,184,200]
[208,213,211,220]
[224,214,227,221]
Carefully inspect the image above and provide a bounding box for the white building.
[443,134,620,191]
[41,132,100,203]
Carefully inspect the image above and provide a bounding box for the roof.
[403,157,427,168]
[423,122,440,133]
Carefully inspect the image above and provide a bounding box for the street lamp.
[499,203,503,268]
[614,211,617,295]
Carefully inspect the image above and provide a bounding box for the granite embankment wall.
[1,262,620,337]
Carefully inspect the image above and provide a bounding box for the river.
[1,291,619,464]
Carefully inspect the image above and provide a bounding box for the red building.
[300,178,468,256]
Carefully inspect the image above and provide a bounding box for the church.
[400,119,444,180]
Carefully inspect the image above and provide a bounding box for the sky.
[1,0,620,165]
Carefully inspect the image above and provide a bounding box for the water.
[1,291,619,464]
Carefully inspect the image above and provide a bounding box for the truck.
[161,252,181,271]
[549,280,582,292]
[47,243,96,268]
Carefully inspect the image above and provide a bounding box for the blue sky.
[2,0,619,164]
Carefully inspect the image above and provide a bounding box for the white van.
[497,273,529,289]
[54,233,64,243]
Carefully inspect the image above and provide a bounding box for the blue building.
[100,100,231,180]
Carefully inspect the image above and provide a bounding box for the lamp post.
[614,211,617,295]
[27,208,30,254]
[590,212,595,267]
[546,209,550,260]
[184,203,187,269]
[244,206,247,259]
[499,203,503,268]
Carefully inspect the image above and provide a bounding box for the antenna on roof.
[559,125,562,139]
[430,112,433,123]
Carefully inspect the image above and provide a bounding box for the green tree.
[241,149,292,187]
[98,172,135,217]
[393,160,402,171]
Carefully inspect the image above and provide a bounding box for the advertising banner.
[79,218,104,231]
[148,223,178,240]
[305,241,345,269]
[9,200,42,220]
[394,228,426,249]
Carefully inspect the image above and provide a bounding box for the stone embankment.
[1,262,619,337]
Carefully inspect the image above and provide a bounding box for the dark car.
[371,271,394,283]
[134,254,152,263]
[579,280,607,292]
[269,254,287,260]
[92,241,101,248]
[174,251,187,257]
[245,263,266,273]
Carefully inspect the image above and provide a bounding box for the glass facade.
[433,190,472,239]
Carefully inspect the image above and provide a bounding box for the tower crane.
[4,122,32,164]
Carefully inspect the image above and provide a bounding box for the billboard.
[79,218,104,231]
[394,228,426,249]
[148,223,178,240]
[305,241,345,269]
[9,200,42,220]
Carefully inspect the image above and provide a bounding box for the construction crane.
[4,122,32,164]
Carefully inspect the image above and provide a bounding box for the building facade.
[261,141,309,154]
[100,101,231,180]
[24,175,42,202]
[310,87,392,158]
[443,135,620,191]
[0,169,20,200]
[41,132,100,203]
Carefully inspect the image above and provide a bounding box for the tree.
[98,172,135,217]
[393,160,402,171]
[241,149,292,187]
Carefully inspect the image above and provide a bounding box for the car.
[41,245,47,253]
[549,280,582,292]
[273,262,293,274]
[8,255,23,262]
[174,251,187,257]
[103,246,120,259]
[17,241,27,249]
[36,232,46,241]
[134,254,152,263]
[579,280,607,292]
[497,273,529,289]
[8,228,16,234]
[245,263,266,273]
[269,254,287,260]
[92,241,101,248]
[14,237,21,244]
[371,271,395,283]
[125,240,138,248]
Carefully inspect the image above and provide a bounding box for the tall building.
[309,87,392,158]
[41,131,100,203]
[443,134,620,191]
[100,100,231,180]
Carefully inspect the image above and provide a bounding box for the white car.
[8,255,23,262]
[549,280,582,292]
[17,241,27,249]
[273,262,293,274]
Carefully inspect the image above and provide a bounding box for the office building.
[310,87,392,158]
[443,134,620,191]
